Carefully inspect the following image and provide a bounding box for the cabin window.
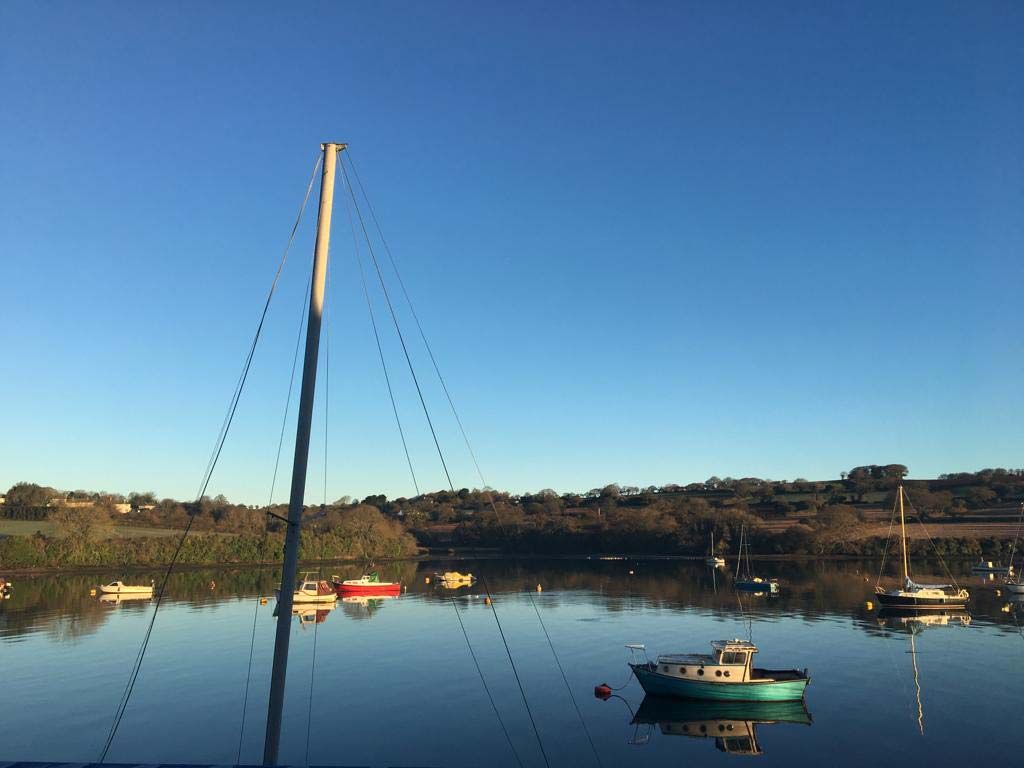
[678,667,686,674]
[724,670,731,678]
[661,665,669,673]
[715,670,722,677]
[698,668,705,676]
[721,651,747,665]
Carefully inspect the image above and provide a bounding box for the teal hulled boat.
[629,639,809,702]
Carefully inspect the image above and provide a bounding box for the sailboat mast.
[263,142,345,766]
[898,483,909,584]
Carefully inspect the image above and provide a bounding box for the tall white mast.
[263,142,345,766]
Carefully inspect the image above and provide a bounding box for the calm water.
[1,558,1022,767]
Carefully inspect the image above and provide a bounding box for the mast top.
[321,142,348,151]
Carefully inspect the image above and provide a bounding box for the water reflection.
[2,558,1023,766]
[98,592,154,606]
[630,697,813,756]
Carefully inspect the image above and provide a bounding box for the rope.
[480,576,551,768]
[346,153,486,485]
[528,596,603,768]
[340,159,549,766]
[99,151,322,764]
[234,268,309,765]
[338,158,455,491]
[345,155,596,767]
[876,493,899,588]
[340,184,420,495]
[904,495,961,588]
[449,597,525,768]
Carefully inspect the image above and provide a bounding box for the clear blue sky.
[1,2,1021,504]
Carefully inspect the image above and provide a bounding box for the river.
[1,558,1021,767]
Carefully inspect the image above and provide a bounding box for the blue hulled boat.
[629,639,809,702]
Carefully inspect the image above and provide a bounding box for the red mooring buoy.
[594,683,612,700]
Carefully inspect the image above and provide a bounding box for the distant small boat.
[628,640,810,702]
[875,484,968,610]
[99,580,154,595]
[733,525,778,593]
[277,572,336,604]
[971,559,1014,575]
[705,530,726,568]
[437,571,475,588]
[332,571,401,596]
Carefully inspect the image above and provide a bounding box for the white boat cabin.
[655,639,759,683]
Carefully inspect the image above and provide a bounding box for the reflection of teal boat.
[629,639,810,702]
[633,696,812,756]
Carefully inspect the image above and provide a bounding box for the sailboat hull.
[874,591,968,609]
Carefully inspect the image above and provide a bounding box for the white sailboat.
[705,530,726,568]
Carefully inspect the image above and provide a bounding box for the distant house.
[113,503,131,515]
[0,494,5,506]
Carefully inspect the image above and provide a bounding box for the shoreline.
[0,549,976,576]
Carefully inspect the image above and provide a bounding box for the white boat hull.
[99,583,154,594]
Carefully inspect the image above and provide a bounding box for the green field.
[0,520,185,539]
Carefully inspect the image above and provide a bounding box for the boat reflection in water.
[631,696,812,756]
[272,602,336,628]
[340,593,399,619]
[98,592,153,606]
[877,607,972,629]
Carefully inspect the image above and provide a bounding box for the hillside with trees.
[2,466,1022,568]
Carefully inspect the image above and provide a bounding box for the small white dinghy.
[99,580,154,595]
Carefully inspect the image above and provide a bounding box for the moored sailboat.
[874,483,968,610]
[733,525,778,594]
[705,530,726,568]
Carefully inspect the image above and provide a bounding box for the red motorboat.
[332,571,401,596]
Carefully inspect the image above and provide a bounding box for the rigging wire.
[236,270,312,765]
[345,152,599,768]
[876,493,899,588]
[345,154,487,485]
[340,158,551,768]
[449,597,526,768]
[904,493,961,588]
[340,184,420,496]
[338,158,454,491]
[99,152,322,764]
[528,595,603,768]
[480,577,552,768]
